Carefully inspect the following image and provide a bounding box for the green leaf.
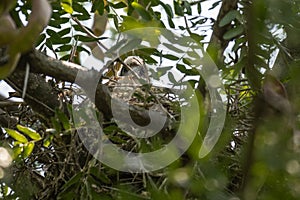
[5,128,28,143]
[190,33,205,44]
[160,2,173,18]
[73,2,89,15]
[231,56,246,78]
[91,0,105,15]
[89,167,111,184]
[157,66,173,77]
[13,146,23,159]
[51,117,62,133]
[49,18,69,28]
[119,38,142,54]
[167,16,175,28]
[182,1,192,15]
[76,46,90,54]
[36,33,46,47]
[57,28,71,37]
[56,110,71,131]
[75,35,100,42]
[16,125,42,141]
[163,54,179,61]
[111,2,127,9]
[55,45,73,52]
[22,142,35,158]
[103,125,119,134]
[197,2,201,14]
[168,72,177,84]
[219,10,240,27]
[209,0,221,10]
[182,58,192,66]
[61,0,73,14]
[176,64,187,73]
[185,68,200,76]
[232,36,246,52]
[73,13,91,21]
[112,14,119,31]
[43,135,54,148]
[61,172,83,191]
[174,0,184,16]
[131,2,152,21]
[223,25,244,40]
[162,43,184,54]
[46,29,57,37]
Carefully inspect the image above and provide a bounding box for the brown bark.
[4,50,167,126]
[207,0,239,68]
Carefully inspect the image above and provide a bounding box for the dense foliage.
[1,0,300,199]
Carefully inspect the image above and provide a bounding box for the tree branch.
[9,50,168,126]
[207,0,239,68]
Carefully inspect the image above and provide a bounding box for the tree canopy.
[1,0,300,199]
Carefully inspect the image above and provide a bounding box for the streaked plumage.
[110,56,149,102]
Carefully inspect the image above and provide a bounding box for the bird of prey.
[109,56,150,102]
[119,56,148,80]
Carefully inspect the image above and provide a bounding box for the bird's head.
[119,56,146,77]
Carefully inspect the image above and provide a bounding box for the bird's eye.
[120,65,129,76]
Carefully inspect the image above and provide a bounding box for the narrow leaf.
[168,72,177,83]
[160,2,173,18]
[223,25,244,40]
[61,172,83,191]
[16,125,42,141]
[56,110,71,131]
[131,2,152,21]
[61,0,73,14]
[219,10,240,27]
[22,142,35,158]
[5,128,28,143]
[174,0,184,16]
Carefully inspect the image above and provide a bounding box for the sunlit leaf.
[13,146,23,159]
[16,125,42,141]
[43,135,53,148]
[5,128,28,143]
[22,142,35,158]
[61,0,73,14]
